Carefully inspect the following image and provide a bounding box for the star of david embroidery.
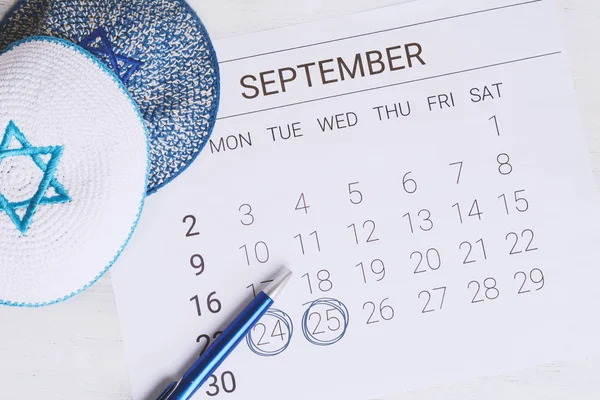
[0,121,71,235]
[80,27,143,84]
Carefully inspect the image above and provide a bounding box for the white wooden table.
[1,0,599,399]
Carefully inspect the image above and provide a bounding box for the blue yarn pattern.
[0,120,71,235]
[80,26,143,84]
[0,0,220,195]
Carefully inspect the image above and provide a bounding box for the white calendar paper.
[0,1,10,17]
[111,1,600,399]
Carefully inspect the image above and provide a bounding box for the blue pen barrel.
[159,292,274,400]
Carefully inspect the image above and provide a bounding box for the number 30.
[206,371,236,396]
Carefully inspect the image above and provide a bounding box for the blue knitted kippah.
[0,0,220,194]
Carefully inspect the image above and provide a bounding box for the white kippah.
[0,37,149,306]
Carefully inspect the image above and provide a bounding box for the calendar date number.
[190,292,222,317]
[363,298,395,324]
[514,268,545,294]
[468,278,500,303]
[206,371,236,397]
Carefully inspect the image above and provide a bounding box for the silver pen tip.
[263,267,293,300]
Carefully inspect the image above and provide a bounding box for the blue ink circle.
[0,0,220,195]
[301,298,349,346]
[246,308,294,357]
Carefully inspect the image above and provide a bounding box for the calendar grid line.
[219,0,543,64]
[217,50,561,120]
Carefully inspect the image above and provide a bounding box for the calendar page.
[0,1,11,18]
[111,1,600,399]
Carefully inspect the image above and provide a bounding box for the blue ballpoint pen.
[157,267,293,400]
